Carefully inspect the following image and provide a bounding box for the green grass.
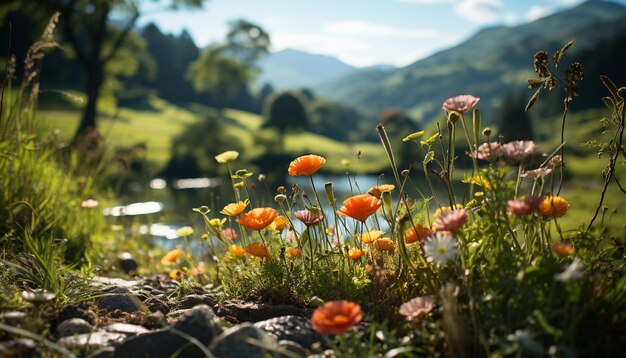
[40,99,388,173]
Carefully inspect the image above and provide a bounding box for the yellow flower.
[539,196,569,218]
[201,234,209,240]
[220,199,250,216]
[462,176,491,190]
[269,216,289,231]
[359,230,383,244]
[344,247,367,260]
[367,184,395,198]
[215,150,239,164]
[169,269,185,280]
[209,218,226,227]
[433,204,464,220]
[176,226,194,237]
[161,249,183,266]
[228,244,245,257]
[402,131,425,142]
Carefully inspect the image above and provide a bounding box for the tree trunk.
[75,62,102,138]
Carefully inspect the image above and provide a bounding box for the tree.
[186,19,269,110]
[4,0,205,140]
[263,92,308,150]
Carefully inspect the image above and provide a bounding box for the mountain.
[256,48,357,89]
[314,0,626,124]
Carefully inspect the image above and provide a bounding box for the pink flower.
[473,142,504,161]
[294,209,324,226]
[502,141,536,161]
[442,95,480,113]
[399,296,436,322]
[507,195,545,217]
[520,167,553,179]
[433,209,468,232]
[223,228,238,241]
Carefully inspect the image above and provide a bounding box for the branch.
[102,6,140,64]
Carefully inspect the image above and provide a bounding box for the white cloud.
[549,0,583,5]
[454,0,503,24]
[397,0,454,4]
[324,20,438,38]
[525,6,554,22]
[271,32,369,55]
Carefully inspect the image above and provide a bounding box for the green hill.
[315,0,626,125]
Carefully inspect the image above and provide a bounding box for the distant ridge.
[313,0,626,124]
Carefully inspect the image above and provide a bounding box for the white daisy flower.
[554,257,584,282]
[423,232,458,268]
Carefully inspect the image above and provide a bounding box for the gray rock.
[217,299,306,323]
[255,315,322,348]
[210,323,278,358]
[117,252,138,274]
[144,296,170,314]
[92,276,143,288]
[97,287,142,313]
[178,293,218,309]
[278,340,308,357]
[56,304,98,325]
[0,311,27,324]
[56,318,93,337]
[143,311,167,330]
[113,305,221,358]
[0,338,41,357]
[86,347,115,358]
[57,331,126,349]
[104,323,149,335]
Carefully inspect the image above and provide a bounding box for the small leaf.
[600,75,619,100]
[554,39,574,67]
[420,133,438,146]
[525,88,542,112]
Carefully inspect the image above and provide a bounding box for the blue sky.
[139,0,626,67]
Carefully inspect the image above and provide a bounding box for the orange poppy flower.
[169,269,184,280]
[229,244,245,257]
[344,247,367,260]
[288,154,326,176]
[404,224,432,244]
[237,208,278,230]
[539,196,569,218]
[337,194,382,222]
[373,238,395,253]
[359,230,383,244]
[367,184,395,198]
[551,243,574,257]
[285,247,302,258]
[161,249,183,266]
[269,216,289,231]
[220,199,250,216]
[245,243,269,258]
[311,300,363,334]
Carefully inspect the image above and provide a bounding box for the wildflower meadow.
[1,4,626,358]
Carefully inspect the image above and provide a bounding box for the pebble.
[255,315,322,348]
[97,286,142,313]
[57,331,126,349]
[210,323,277,358]
[104,323,149,335]
[55,318,93,337]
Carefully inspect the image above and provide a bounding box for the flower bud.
[258,174,266,182]
[325,182,336,207]
[274,194,287,203]
[447,111,460,124]
[401,169,410,177]
[483,127,492,137]
[277,186,286,193]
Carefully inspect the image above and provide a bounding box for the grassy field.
[39,98,388,174]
